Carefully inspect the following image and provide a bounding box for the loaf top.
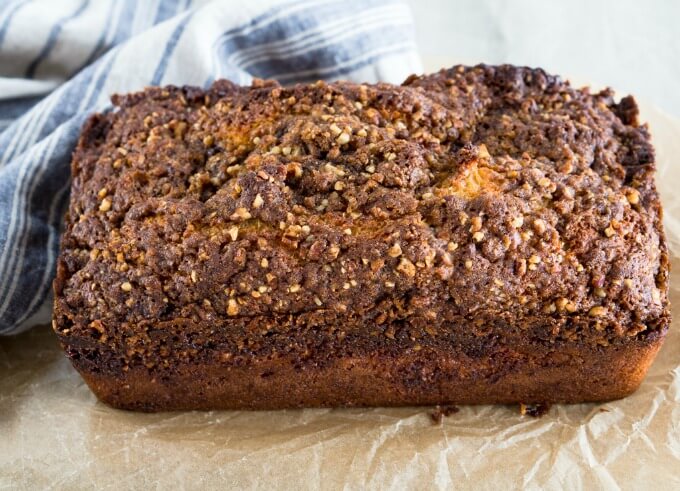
[56,65,669,354]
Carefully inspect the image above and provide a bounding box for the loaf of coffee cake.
[53,65,670,411]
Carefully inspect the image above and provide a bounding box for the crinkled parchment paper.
[1,103,678,490]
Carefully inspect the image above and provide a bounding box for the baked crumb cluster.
[55,65,668,359]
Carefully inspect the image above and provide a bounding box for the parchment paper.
[1,102,679,490]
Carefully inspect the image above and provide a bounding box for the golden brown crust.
[78,333,664,411]
[53,64,670,410]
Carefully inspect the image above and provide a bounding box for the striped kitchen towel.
[0,0,422,335]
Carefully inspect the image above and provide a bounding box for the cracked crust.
[53,64,670,410]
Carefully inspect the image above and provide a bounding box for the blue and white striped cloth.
[0,0,422,335]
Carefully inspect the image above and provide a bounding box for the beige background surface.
[1,103,679,490]
[407,0,680,119]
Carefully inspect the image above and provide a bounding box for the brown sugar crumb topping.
[56,64,668,354]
